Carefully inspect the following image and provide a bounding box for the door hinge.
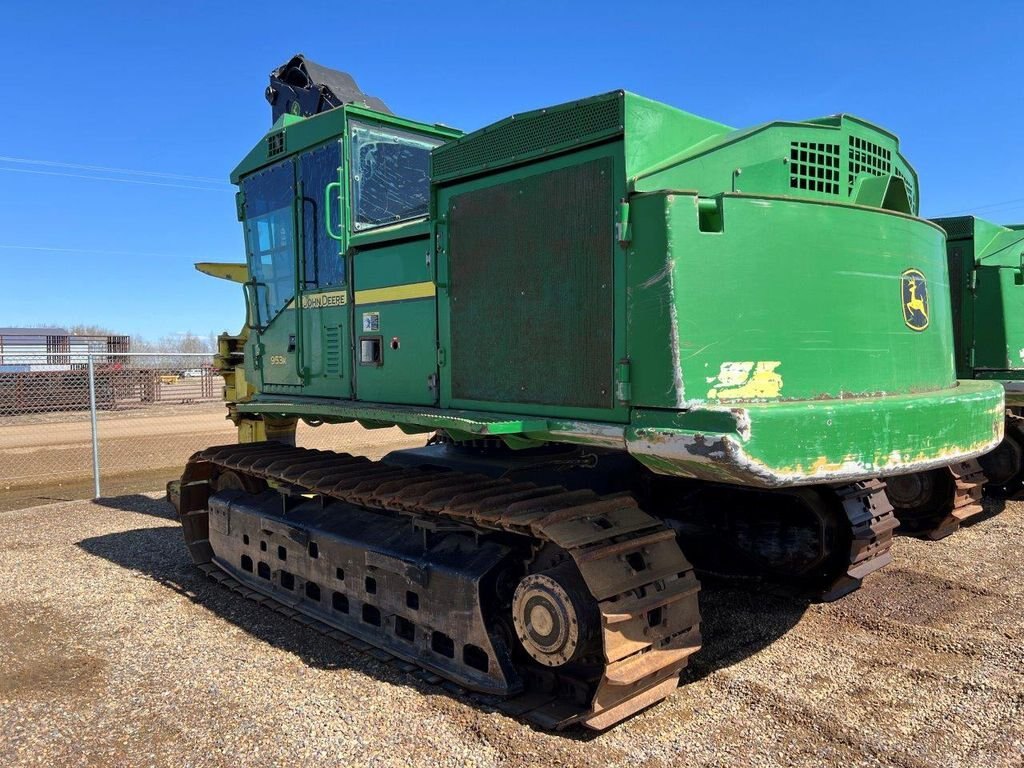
[616,200,631,245]
[437,348,447,367]
[615,358,632,404]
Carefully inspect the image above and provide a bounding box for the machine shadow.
[682,577,810,686]
[964,495,1007,528]
[75,503,809,735]
[93,494,177,520]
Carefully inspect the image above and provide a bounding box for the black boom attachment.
[265,53,391,122]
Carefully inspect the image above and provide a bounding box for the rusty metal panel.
[447,157,615,409]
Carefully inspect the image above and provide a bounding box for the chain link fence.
[0,353,424,510]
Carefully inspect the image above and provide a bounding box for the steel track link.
[825,479,898,600]
[172,442,702,731]
[911,460,987,541]
[942,459,988,538]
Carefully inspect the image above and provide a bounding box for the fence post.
[87,353,101,498]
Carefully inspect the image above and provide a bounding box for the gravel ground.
[1,494,1022,767]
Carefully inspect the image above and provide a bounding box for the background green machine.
[172,56,1004,730]
[933,215,1024,497]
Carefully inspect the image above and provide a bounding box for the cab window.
[300,142,344,288]
[349,121,443,231]
[242,161,295,322]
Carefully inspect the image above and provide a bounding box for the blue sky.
[1,0,1021,341]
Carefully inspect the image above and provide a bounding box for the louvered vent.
[789,141,840,194]
[324,325,342,376]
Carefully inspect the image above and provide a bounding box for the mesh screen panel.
[432,97,622,182]
[447,157,615,409]
[933,216,975,241]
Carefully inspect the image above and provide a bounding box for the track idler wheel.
[512,562,599,667]
[213,469,267,495]
[885,469,952,529]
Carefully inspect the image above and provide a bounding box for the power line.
[0,244,198,259]
[0,155,231,185]
[0,165,229,192]
[933,197,1024,218]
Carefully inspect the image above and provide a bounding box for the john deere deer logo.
[901,268,929,331]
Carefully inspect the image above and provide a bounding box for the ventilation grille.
[323,325,342,376]
[789,141,840,194]
[448,157,615,409]
[431,95,622,182]
[267,131,286,158]
[933,216,975,241]
[847,135,891,191]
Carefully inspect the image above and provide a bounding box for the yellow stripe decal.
[354,281,436,305]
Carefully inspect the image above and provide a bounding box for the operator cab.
[231,59,459,404]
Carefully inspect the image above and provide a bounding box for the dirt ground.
[0,405,423,511]
[0,493,1021,768]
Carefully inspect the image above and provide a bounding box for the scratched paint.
[706,361,783,400]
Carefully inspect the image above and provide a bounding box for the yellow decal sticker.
[269,355,286,366]
[900,268,929,331]
[706,361,783,400]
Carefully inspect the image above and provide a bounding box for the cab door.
[296,141,353,398]
[241,159,302,390]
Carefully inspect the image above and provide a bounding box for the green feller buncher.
[930,216,1024,498]
[168,55,1004,730]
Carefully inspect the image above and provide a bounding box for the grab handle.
[325,181,343,241]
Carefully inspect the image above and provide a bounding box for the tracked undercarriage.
[169,441,897,729]
[171,442,702,730]
[885,459,987,540]
[646,478,897,601]
[978,411,1024,500]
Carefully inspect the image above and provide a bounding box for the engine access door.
[437,147,626,422]
[973,264,1024,373]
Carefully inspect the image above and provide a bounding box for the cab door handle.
[325,181,343,241]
